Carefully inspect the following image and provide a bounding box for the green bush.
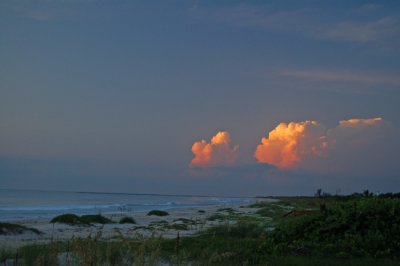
[50,214,82,225]
[270,197,400,257]
[119,217,136,224]
[80,214,112,224]
[0,222,41,235]
[50,214,112,225]
[147,210,169,216]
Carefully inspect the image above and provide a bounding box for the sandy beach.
[0,202,266,250]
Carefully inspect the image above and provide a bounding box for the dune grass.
[147,210,169,216]
[50,213,112,225]
[119,217,136,224]
[80,214,112,224]
[3,196,400,265]
[0,222,41,235]
[50,214,83,225]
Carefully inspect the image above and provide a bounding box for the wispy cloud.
[279,68,400,86]
[212,5,313,33]
[203,4,400,43]
[0,0,88,22]
[320,17,400,42]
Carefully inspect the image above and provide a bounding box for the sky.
[1,0,400,196]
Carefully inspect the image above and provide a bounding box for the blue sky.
[1,1,400,196]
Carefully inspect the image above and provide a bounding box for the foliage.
[270,197,400,257]
[0,222,41,235]
[3,196,400,265]
[80,214,112,224]
[147,210,169,216]
[119,216,136,224]
[50,213,112,225]
[50,214,83,225]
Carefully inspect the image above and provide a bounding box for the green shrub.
[50,214,82,225]
[50,214,112,225]
[147,210,169,216]
[270,197,400,257]
[80,214,113,224]
[119,217,136,224]
[0,222,41,235]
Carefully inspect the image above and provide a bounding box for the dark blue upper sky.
[1,1,400,196]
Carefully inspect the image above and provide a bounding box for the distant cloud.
[320,17,400,42]
[191,131,238,167]
[279,68,400,86]
[254,121,328,169]
[211,5,313,34]
[203,4,399,43]
[327,118,387,148]
[255,118,387,169]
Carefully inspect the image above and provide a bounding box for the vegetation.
[269,197,400,257]
[0,222,41,235]
[147,210,169,216]
[50,214,83,225]
[50,213,112,225]
[3,193,400,265]
[119,216,136,224]
[80,214,112,224]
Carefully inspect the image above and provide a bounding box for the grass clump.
[206,213,226,221]
[0,222,41,235]
[80,214,112,224]
[149,220,169,229]
[119,217,136,224]
[50,213,112,225]
[147,210,169,216]
[217,207,235,212]
[168,223,189,230]
[50,214,82,225]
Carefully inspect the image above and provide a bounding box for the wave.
[0,204,121,212]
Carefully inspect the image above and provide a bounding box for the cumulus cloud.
[191,131,239,167]
[255,118,387,169]
[254,121,328,169]
[327,117,387,149]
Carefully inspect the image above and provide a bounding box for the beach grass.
[80,214,113,224]
[147,210,169,216]
[50,214,113,225]
[119,216,136,224]
[3,196,400,265]
[0,222,41,235]
[50,214,83,225]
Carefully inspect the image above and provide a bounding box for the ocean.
[0,189,254,221]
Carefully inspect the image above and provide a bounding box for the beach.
[0,201,266,250]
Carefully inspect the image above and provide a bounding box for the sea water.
[0,189,253,221]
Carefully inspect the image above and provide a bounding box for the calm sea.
[0,189,254,221]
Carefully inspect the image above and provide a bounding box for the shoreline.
[0,199,275,250]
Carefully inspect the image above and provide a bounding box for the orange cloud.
[254,121,328,169]
[255,118,386,169]
[191,131,238,167]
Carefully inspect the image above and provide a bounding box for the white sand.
[0,201,273,250]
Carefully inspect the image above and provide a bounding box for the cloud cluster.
[191,131,239,167]
[255,118,386,169]
[254,121,328,169]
